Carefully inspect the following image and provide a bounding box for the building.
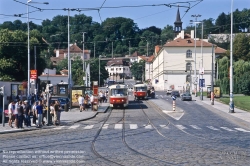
[50,43,91,66]
[105,59,131,81]
[138,55,154,83]
[151,30,226,92]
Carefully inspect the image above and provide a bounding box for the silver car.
[181,93,192,101]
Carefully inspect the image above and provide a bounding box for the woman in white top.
[8,101,14,128]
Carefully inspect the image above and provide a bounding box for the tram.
[109,84,129,108]
[133,82,148,100]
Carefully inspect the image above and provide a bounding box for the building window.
[186,50,192,58]
[111,68,114,71]
[186,63,192,71]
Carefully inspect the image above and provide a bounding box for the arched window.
[186,63,192,71]
[186,50,192,58]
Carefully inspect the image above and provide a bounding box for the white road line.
[114,124,123,129]
[176,125,186,130]
[68,125,80,129]
[190,125,201,130]
[102,124,109,129]
[160,95,163,98]
[207,126,220,130]
[129,124,138,129]
[220,127,236,132]
[144,124,152,129]
[53,126,66,130]
[84,125,94,130]
[235,128,250,133]
[159,125,169,129]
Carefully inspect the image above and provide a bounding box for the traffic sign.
[30,70,37,79]
[199,79,205,87]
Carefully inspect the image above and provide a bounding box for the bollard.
[173,100,176,111]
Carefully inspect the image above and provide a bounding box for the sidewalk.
[0,103,109,134]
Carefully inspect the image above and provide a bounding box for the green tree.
[130,60,145,81]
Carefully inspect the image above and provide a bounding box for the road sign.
[199,79,205,87]
[30,70,37,79]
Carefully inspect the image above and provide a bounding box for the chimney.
[191,30,194,39]
[155,45,160,54]
[181,30,184,39]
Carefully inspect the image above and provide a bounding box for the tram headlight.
[122,99,124,102]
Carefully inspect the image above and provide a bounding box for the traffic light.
[0,86,3,95]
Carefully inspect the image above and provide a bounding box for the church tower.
[174,7,183,36]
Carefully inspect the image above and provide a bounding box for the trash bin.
[64,104,69,112]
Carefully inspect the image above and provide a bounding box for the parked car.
[171,91,180,97]
[166,89,172,95]
[181,93,192,101]
[50,96,70,110]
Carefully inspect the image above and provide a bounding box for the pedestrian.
[90,95,94,111]
[99,91,103,103]
[84,94,90,111]
[24,100,31,127]
[50,103,55,125]
[36,101,43,128]
[32,101,37,126]
[78,95,84,112]
[54,100,61,125]
[42,100,47,125]
[17,101,24,129]
[8,101,14,128]
[13,100,19,128]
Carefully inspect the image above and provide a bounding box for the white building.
[105,59,131,81]
[151,30,226,92]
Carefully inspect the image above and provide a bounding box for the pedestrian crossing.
[53,124,250,133]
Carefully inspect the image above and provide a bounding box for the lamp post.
[191,14,201,97]
[26,0,49,98]
[211,45,214,105]
[229,0,234,113]
[82,32,87,72]
[99,55,106,86]
[185,64,192,94]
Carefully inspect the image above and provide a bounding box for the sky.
[0,0,249,30]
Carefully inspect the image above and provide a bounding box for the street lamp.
[191,14,201,97]
[185,64,192,94]
[26,0,49,97]
[82,32,87,72]
[99,55,106,86]
[229,0,234,113]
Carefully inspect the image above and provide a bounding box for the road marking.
[176,125,186,130]
[53,126,66,130]
[84,125,94,130]
[234,128,250,132]
[144,124,152,129]
[207,126,220,130]
[68,125,80,129]
[102,124,109,129]
[160,95,163,98]
[159,125,169,129]
[114,124,123,129]
[129,124,138,129]
[190,125,201,130]
[220,127,236,132]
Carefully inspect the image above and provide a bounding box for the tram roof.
[133,83,147,87]
[109,84,127,89]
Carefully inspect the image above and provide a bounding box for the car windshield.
[183,93,191,96]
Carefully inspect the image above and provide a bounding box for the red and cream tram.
[133,82,148,100]
[109,84,129,108]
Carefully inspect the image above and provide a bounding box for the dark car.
[171,91,180,97]
[50,96,70,110]
[181,93,192,101]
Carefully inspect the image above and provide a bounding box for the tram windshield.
[135,87,147,91]
[111,89,127,96]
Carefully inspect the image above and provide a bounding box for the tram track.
[141,99,250,161]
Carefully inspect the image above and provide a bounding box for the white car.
[166,89,172,95]
[128,87,133,92]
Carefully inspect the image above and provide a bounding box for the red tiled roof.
[215,46,227,54]
[138,55,154,62]
[131,51,141,57]
[106,59,124,66]
[164,37,213,47]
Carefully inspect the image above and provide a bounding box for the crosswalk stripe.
[114,124,123,129]
[144,124,152,129]
[68,125,80,129]
[84,125,94,129]
[190,125,201,130]
[53,126,66,130]
[207,126,220,130]
[235,128,250,133]
[159,125,169,129]
[176,125,186,130]
[102,124,109,129]
[130,124,138,129]
[220,127,236,132]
